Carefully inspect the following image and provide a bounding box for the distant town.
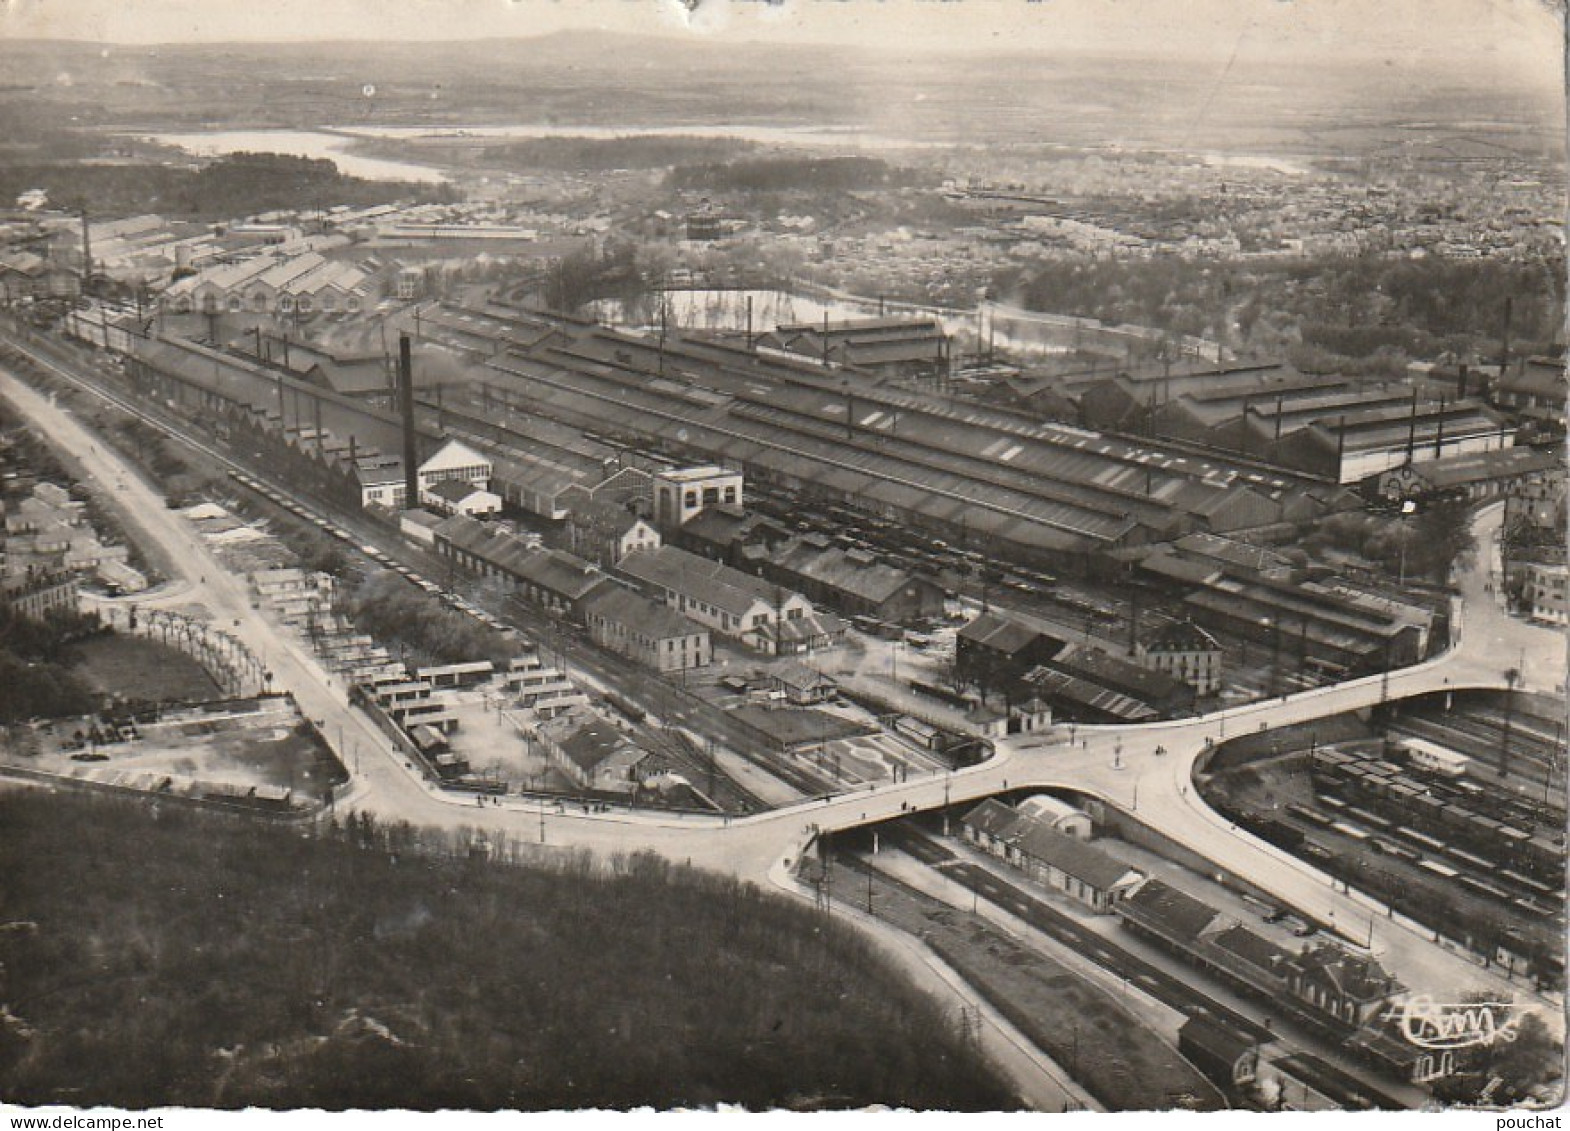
[0,23,1564,1118]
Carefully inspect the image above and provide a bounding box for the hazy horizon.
[0,0,1561,80]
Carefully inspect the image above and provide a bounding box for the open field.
[813,852,1221,1112]
[73,632,220,704]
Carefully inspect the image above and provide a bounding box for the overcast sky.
[0,0,1563,75]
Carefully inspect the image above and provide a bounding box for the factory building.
[760,317,951,383]
[652,466,743,530]
[432,300,1331,575]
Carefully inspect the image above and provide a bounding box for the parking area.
[4,696,340,801]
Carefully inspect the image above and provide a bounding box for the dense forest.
[542,240,650,313]
[0,152,455,220]
[1299,498,1477,585]
[0,792,1017,1110]
[0,604,103,722]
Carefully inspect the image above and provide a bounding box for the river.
[334,123,941,151]
[138,130,450,184]
[138,119,941,186]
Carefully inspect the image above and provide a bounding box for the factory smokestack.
[79,211,92,285]
[399,334,418,510]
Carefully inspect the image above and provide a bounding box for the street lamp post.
[942,768,952,836]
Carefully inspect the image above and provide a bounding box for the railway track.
[0,332,812,811]
[877,825,1410,1111]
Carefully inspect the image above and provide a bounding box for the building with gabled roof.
[955,610,1063,690]
[1114,877,1222,946]
[763,537,945,624]
[1011,820,1143,912]
[1282,943,1404,1029]
[675,506,793,567]
[769,661,837,704]
[537,710,653,795]
[511,549,614,617]
[1179,1014,1261,1098]
[1374,445,1563,508]
[761,317,951,382]
[1491,355,1567,428]
[567,496,661,568]
[1021,665,1160,723]
[961,798,1137,912]
[356,456,408,509]
[961,798,1023,852]
[1137,618,1224,695]
[422,477,502,518]
[582,585,710,673]
[418,438,492,494]
[616,544,816,655]
[1038,640,1197,718]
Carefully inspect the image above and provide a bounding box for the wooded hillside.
[0,792,1017,1111]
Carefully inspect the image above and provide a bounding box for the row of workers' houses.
[428,514,838,661]
[614,544,844,656]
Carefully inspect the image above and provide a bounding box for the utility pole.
[1500,663,1521,775]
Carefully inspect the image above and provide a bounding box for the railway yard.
[1,293,1563,1112]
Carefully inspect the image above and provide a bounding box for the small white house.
[356,459,407,510]
[399,508,444,546]
[423,478,503,518]
[1016,794,1093,839]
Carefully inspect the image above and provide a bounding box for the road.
[3,345,1562,1098]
